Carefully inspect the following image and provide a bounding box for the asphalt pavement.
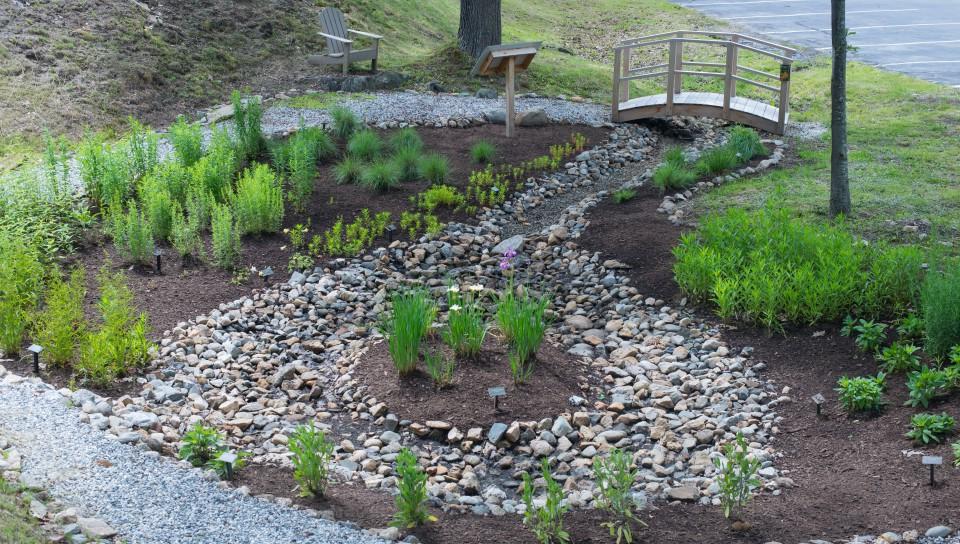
[675,0,960,86]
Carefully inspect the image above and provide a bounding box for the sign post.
[471,42,541,137]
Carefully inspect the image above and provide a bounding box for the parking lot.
[676,0,960,86]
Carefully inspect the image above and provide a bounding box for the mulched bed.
[353,336,597,430]
[574,183,960,542]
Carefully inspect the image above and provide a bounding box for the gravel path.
[0,373,384,544]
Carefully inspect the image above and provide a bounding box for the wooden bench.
[308,7,382,75]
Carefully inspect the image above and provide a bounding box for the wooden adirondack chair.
[309,7,382,74]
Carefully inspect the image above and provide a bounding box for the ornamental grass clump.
[652,160,697,191]
[391,448,435,529]
[389,127,423,152]
[392,146,422,182]
[232,163,284,235]
[360,160,401,192]
[612,188,637,204]
[836,373,886,413]
[347,129,383,161]
[289,421,335,497]
[521,458,570,544]
[417,153,450,185]
[423,350,455,389]
[443,283,487,359]
[470,140,496,164]
[593,448,647,543]
[34,267,86,367]
[712,433,761,521]
[383,289,436,376]
[497,285,550,384]
[728,126,766,161]
[333,156,364,185]
[330,105,361,141]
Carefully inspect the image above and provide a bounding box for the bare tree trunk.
[458,0,501,58]
[830,0,851,217]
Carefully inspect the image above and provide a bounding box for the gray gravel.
[261,91,610,133]
[0,374,384,544]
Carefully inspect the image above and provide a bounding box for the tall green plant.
[232,91,264,162]
[289,422,335,498]
[232,163,284,235]
[211,203,242,270]
[593,448,647,544]
[497,284,550,384]
[443,284,487,359]
[0,237,44,355]
[169,115,204,167]
[34,267,86,366]
[391,448,435,529]
[521,458,570,544]
[140,176,174,242]
[712,433,761,520]
[921,263,960,358]
[126,117,159,180]
[383,289,436,376]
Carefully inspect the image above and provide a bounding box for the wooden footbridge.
[612,31,796,134]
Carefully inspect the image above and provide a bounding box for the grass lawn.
[0,480,46,544]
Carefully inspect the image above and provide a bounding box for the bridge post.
[778,60,792,133]
[612,47,622,122]
[620,47,631,102]
[674,33,683,95]
[666,39,677,114]
[729,35,739,100]
[722,41,734,116]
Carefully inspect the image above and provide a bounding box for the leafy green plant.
[521,458,570,544]
[140,175,175,242]
[169,115,204,167]
[415,185,464,212]
[382,289,436,376]
[695,146,739,175]
[316,209,390,257]
[329,106,361,141]
[186,186,215,232]
[289,422,335,498]
[652,161,697,191]
[442,284,487,359]
[282,128,321,213]
[389,127,423,152]
[497,285,550,384]
[470,140,495,164]
[712,433,761,520]
[417,153,450,184]
[593,448,647,543]
[211,203,242,269]
[34,267,86,367]
[391,146,422,182]
[231,91,264,162]
[399,211,443,240]
[170,203,204,261]
[612,188,637,204]
[0,236,44,355]
[852,319,888,353]
[179,422,247,479]
[77,268,152,385]
[391,448,435,529]
[333,156,364,185]
[108,204,155,266]
[906,412,956,444]
[728,126,766,161]
[878,342,921,373]
[905,367,950,408]
[347,129,383,161]
[953,441,960,468]
[287,253,314,272]
[360,161,401,192]
[896,314,924,342]
[232,163,284,234]
[126,117,159,180]
[921,263,960,358]
[423,349,455,388]
[836,374,886,413]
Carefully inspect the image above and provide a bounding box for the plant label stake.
[260,266,274,287]
[386,224,397,244]
[218,451,238,480]
[27,344,43,374]
[923,455,942,486]
[154,248,163,275]
[811,393,826,417]
[488,386,506,412]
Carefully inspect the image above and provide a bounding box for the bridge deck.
[617,92,785,133]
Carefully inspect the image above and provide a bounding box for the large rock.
[475,88,498,99]
[488,423,508,443]
[483,110,507,124]
[122,411,158,429]
[666,486,700,502]
[78,517,118,538]
[492,235,524,256]
[517,109,549,127]
[564,315,593,331]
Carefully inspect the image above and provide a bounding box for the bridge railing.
[612,31,797,132]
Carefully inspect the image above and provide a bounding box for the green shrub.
[317,209,390,257]
[896,314,924,342]
[850,319,888,353]
[150,161,190,207]
[906,412,955,444]
[400,211,443,240]
[77,268,152,385]
[126,117,159,180]
[673,200,923,330]
[612,188,637,204]
[190,142,236,203]
[34,267,86,367]
[470,140,495,164]
[392,146,422,182]
[443,284,487,359]
[170,202,204,261]
[383,289,436,376]
[416,185,464,212]
[232,91,263,162]
[878,343,921,374]
[179,422,247,480]
[90,146,134,208]
[391,448,434,529]
[521,458,570,544]
[417,153,450,185]
[905,367,950,408]
[712,433,761,521]
[496,285,550,384]
[695,146,739,175]
[140,176,175,242]
[186,186,215,232]
[0,237,44,355]
[77,134,110,206]
[423,349,456,388]
[333,156,364,185]
[728,126,766,161]
[329,105,360,141]
[233,164,284,235]
[347,129,383,161]
[283,130,321,213]
[360,161,401,192]
[169,115,204,167]
[287,253,314,272]
[289,422,335,498]
[389,127,423,152]
[108,204,155,266]
[593,448,647,543]
[211,203,242,269]
[921,264,960,358]
[652,161,698,191]
[836,374,885,413]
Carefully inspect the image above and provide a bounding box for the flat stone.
[517,109,549,127]
[565,315,592,331]
[492,235,524,256]
[77,517,117,539]
[665,486,700,501]
[551,416,573,437]
[488,423,508,443]
[122,411,158,429]
[925,526,952,538]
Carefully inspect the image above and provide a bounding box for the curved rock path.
[0,372,385,544]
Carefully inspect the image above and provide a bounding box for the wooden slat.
[320,7,348,54]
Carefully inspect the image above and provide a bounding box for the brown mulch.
[353,336,597,430]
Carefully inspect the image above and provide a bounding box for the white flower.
[283,228,290,234]
[449,304,462,312]
[448,285,461,293]
[468,284,484,292]
[280,245,287,251]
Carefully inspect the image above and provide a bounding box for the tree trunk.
[829,0,851,217]
[458,0,502,58]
